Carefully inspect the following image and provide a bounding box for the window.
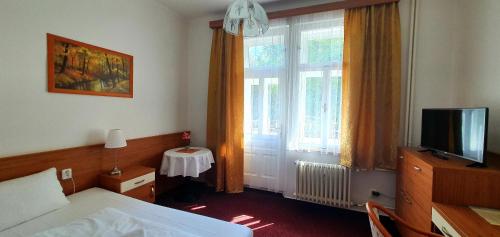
[244,11,344,154]
[244,23,288,137]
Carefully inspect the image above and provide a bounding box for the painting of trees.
[47,34,133,98]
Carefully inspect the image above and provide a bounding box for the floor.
[157,186,398,237]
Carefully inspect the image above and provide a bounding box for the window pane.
[251,84,260,133]
[244,79,260,135]
[307,38,343,65]
[245,35,285,69]
[329,71,342,140]
[263,78,280,135]
[300,27,344,66]
[301,72,323,139]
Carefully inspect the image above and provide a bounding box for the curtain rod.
[209,0,399,29]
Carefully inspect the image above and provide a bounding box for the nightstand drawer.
[120,172,155,193]
[123,181,155,203]
[100,166,156,203]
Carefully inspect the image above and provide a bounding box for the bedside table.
[100,166,156,203]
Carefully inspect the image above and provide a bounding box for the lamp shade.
[223,0,269,37]
[105,129,127,149]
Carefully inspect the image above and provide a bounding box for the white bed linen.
[32,208,200,237]
[0,188,252,237]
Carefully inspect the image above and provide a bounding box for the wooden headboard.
[0,132,188,195]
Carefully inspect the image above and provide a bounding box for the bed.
[0,187,252,237]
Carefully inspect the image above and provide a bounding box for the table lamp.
[105,129,127,176]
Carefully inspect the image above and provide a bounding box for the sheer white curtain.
[244,19,288,192]
[286,11,344,155]
[244,11,344,192]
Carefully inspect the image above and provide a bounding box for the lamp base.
[109,167,122,176]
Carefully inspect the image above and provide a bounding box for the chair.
[366,201,442,237]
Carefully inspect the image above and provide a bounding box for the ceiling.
[157,0,324,18]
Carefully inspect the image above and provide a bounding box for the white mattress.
[0,188,252,237]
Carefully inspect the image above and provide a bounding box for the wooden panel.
[399,189,432,233]
[406,193,432,233]
[396,189,411,237]
[396,147,500,236]
[395,150,406,215]
[0,132,188,195]
[402,147,500,170]
[433,167,500,209]
[404,153,433,213]
[123,181,156,203]
[396,190,431,237]
[396,149,406,194]
[400,148,500,209]
[209,0,400,29]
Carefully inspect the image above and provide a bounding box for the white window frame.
[244,14,344,154]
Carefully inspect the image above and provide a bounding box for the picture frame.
[47,33,133,98]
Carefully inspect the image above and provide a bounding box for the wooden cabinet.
[396,147,500,236]
[100,166,156,203]
[397,149,433,236]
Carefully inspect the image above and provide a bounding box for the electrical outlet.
[61,168,72,180]
[371,189,381,197]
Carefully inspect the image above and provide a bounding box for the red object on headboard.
[0,132,190,195]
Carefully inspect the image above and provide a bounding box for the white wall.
[0,0,188,157]
[408,0,500,153]
[185,17,214,146]
[408,0,462,147]
[455,0,500,153]
[184,0,413,209]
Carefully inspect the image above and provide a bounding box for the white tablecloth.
[160,147,215,177]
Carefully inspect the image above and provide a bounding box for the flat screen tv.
[421,108,489,165]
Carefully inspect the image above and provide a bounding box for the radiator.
[295,161,351,208]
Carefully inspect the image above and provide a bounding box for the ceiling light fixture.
[223,0,269,37]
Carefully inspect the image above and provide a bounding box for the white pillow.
[0,168,70,231]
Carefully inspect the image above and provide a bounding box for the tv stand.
[396,147,500,236]
[466,162,487,168]
[418,149,448,160]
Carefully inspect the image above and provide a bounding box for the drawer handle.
[413,166,422,172]
[399,155,404,159]
[150,185,155,197]
[134,179,145,185]
[442,226,453,237]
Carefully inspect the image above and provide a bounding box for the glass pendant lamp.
[223,0,269,37]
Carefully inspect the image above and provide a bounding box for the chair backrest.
[369,206,391,237]
[366,201,443,237]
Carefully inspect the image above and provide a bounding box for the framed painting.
[47,33,133,98]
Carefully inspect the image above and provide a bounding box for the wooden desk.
[396,147,500,237]
[432,202,500,237]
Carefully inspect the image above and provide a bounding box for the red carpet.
[158,188,383,237]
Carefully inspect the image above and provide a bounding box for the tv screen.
[421,108,488,163]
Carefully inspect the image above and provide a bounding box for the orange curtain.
[340,2,401,170]
[206,28,245,193]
